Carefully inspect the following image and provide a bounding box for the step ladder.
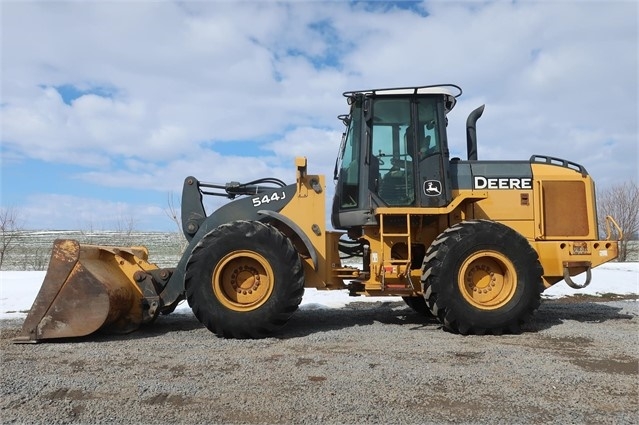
[378,213,416,293]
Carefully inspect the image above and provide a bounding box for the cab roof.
[343,84,462,113]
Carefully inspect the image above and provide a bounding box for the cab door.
[369,97,415,207]
[414,97,452,208]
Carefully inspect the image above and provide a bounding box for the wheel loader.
[15,84,622,343]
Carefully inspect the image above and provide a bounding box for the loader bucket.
[14,239,161,343]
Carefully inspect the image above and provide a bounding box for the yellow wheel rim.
[212,250,274,312]
[458,251,517,310]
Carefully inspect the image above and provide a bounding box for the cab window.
[336,106,362,208]
[416,100,440,160]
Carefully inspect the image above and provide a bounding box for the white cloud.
[267,127,343,168]
[1,1,636,230]
[20,193,165,231]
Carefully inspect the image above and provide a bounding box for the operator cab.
[332,84,461,229]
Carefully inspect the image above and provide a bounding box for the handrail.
[530,155,588,176]
[604,215,623,241]
[343,84,462,98]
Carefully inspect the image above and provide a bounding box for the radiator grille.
[543,181,589,237]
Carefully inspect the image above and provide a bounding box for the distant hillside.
[1,231,185,271]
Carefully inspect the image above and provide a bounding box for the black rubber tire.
[421,220,543,335]
[401,296,435,317]
[185,220,304,339]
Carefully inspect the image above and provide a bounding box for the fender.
[161,183,298,307]
[257,209,319,271]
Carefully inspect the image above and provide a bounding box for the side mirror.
[338,114,351,126]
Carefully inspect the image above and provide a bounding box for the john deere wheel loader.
[15,84,622,343]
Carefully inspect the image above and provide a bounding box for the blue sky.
[1,1,637,231]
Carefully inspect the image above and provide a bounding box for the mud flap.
[14,239,162,343]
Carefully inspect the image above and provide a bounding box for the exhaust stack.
[466,104,485,160]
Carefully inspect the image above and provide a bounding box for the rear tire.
[185,221,304,338]
[422,220,543,335]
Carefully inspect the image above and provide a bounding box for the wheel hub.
[213,251,274,311]
[466,263,497,294]
[459,251,517,310]
[230,266,262,294]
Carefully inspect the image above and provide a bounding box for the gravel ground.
[1,298,638,425]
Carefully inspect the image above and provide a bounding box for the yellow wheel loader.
[15,84,622,343]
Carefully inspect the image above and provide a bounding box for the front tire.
[422,220,543,335]
[185,221,304,338]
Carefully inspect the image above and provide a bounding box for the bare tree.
[597,180,639,262]
[79,219,96,244]
[0,207,23,269]
[115,213,139,245]
[19,246,51,271]
[115,214,137,235]
[165,192,188,252]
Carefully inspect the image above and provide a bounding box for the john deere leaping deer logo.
[423,180,442,196]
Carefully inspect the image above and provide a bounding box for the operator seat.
[378,126,415,206]
[379,165,411,205]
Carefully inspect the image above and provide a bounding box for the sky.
[1,1,637,231]
[1,262,638,319]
